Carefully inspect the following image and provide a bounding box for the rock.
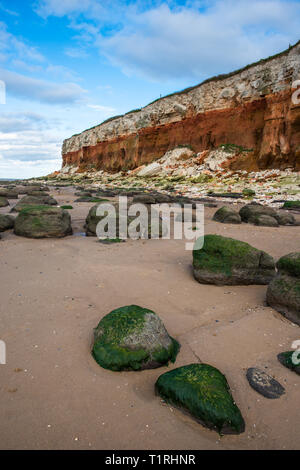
[132,194,156,204]
[0,197,9,207]
[155,363,245,435]
[85,202,166,238]
[14,206,72,238]
[252,214,279,227]
[275,212,296,225]
[282,201,300,211]
[12,195,58,212]
[266,252,300,325]
[26,191,49,197]
[193,234,275,285]
[246,367,285,399]
[92,305,180,371]
[0,190,18,199]
[208,192,242,199]
[213,206,242,224]
[0,214,15,232]
[277,351,300,375]
[137,162,162,177]
[242,188,256,197]
[239,203,278,223]
[153,193,173,203]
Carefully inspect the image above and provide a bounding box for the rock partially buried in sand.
[12,195,58,212]
[266,252,300,326]
[246,367,285,399]
[193,234,275,285]
[14,206,72,238]
[155,363,245,435]
[213,206,241,224]
[0,197,9,207]
[0,214,15,232]
[277,351,300,375]
[92,305,180,371]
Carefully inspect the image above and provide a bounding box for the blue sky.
[0,0,299,178]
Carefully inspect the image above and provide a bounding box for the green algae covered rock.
[277,351,300,375]
[12,195,57,212]
[14,205,72,238]
[155,363,245,435]
[283,201,300,211]
[266,253,300,325]
[0,196,9,207]
[212,206,241,224]
[0,214,14,232]
[193,234,275,285]
[92,305,180,371]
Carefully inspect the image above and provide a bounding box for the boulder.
[0,214,15,232]
[0,197,9,207]
[246,368,285,399]
[132,194,156,204]
[136,162,161,177]
[12,195,57,212]
[239,203,277,223]
[275,213,296,225]
[252,214,279,227]
[85,202,166,239]
[14,206,72,238]
[193,234,275,285]
[92,305,180,371]
[155,363,245,435]
[0,189,18,199]
[213,206,242,224]
[282,201,300,211]
[277,351,300,375]
[266,252,300,325]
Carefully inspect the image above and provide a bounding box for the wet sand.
[0,187,300,450]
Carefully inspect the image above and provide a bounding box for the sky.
[0,0,299,178]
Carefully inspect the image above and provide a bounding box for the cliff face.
[62,42,300,173]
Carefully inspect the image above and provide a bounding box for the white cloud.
[0,21,45,64]
[0,68,87,104]
[99,1,300,80]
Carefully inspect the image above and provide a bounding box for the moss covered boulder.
[155,363,245,435]
[0,189,18,199]
[213,206,241,224]
[193,234,275,285]
[0,196,9,207]
[12,195,58,212]
[92,305,180,371]
[266,252,300,325]
[14,206,72,238]
[277,351,300,375]
[0,214,15,232]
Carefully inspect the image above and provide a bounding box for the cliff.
[62,42,300,173]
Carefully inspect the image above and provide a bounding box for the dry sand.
[0,187,299,450]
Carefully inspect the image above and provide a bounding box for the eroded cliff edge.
[62,42,300,173]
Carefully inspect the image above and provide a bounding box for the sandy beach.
[0,187,299,450]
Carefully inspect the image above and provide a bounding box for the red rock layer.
[62,90,300,172]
